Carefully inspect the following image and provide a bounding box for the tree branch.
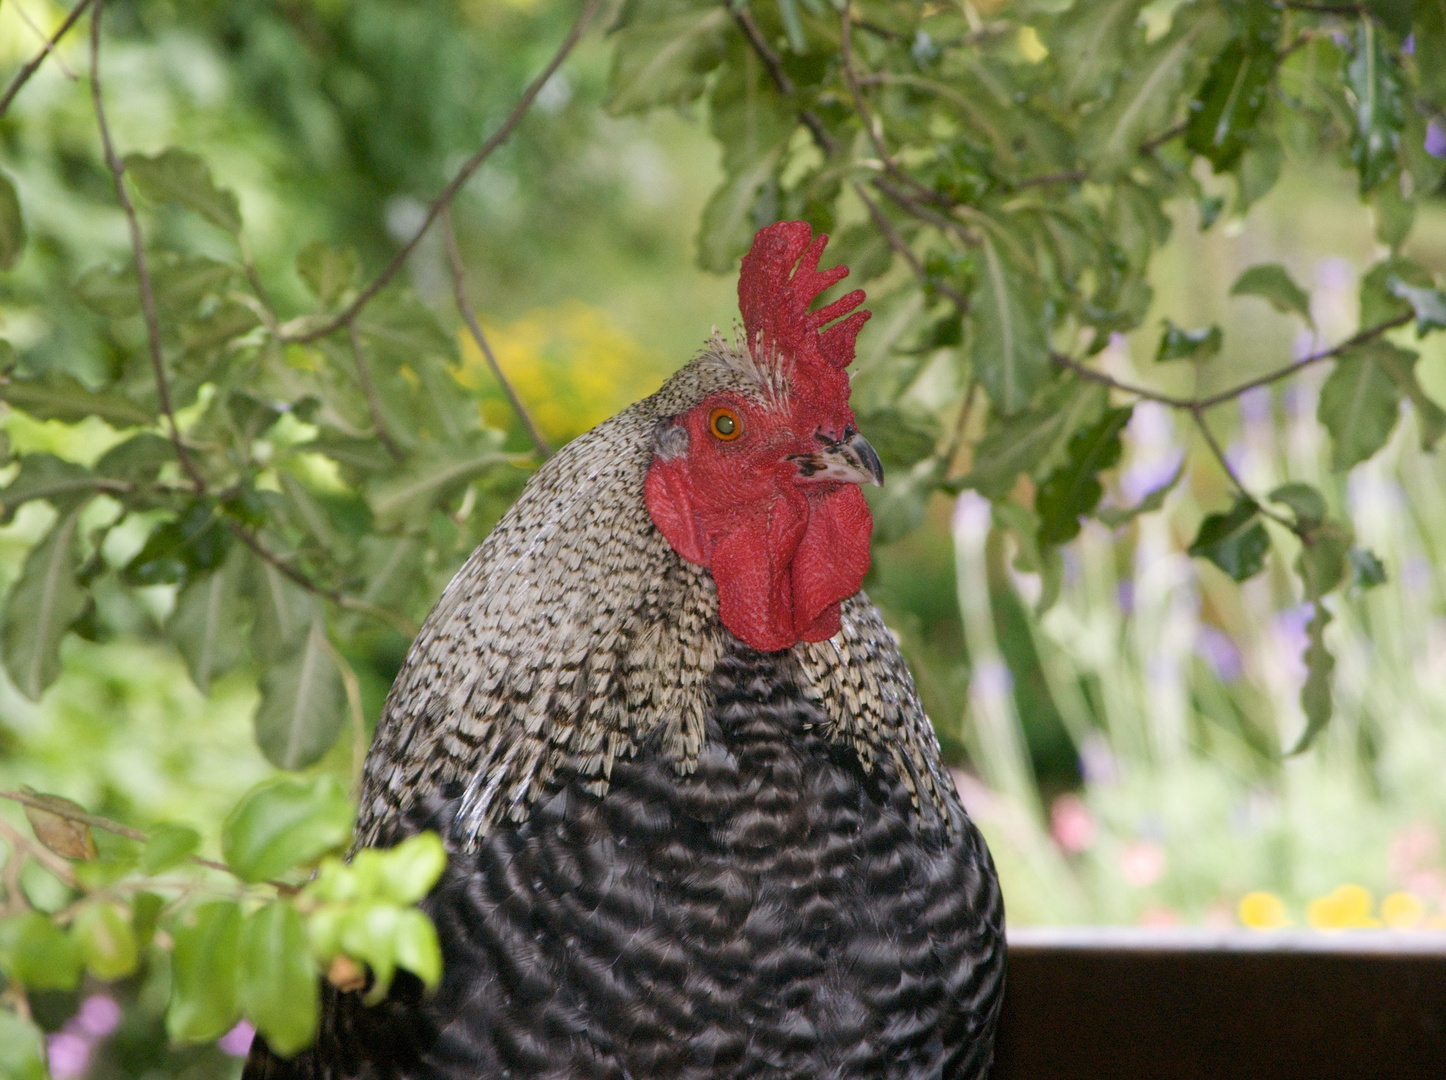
[854,182,969,309]
[442,210,551,459]
[90,0,207,494]
[290,0,603,344]
[345,320,405,462]
[0,0,94,119]
[727,3,836,155]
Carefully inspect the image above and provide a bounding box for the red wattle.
[791,486,872,641]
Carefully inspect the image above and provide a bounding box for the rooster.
[245,222,1005,1080]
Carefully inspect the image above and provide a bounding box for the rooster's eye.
[708,407,742,442]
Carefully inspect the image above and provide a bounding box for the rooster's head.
[645,221,880,653]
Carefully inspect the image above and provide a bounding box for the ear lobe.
[645,458,707,565]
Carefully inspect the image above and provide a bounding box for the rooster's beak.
[789,429,885,487]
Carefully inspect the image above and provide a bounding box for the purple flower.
[1426,119,1446,160]
[75,996,122,1040]
[218,1021,256,1058]
[48,1034,90,1080]
[1117,580,1135,615]
[970,659,1014,700]
[1196,626,1243,683]
[1403,33,1415,56]
[1238,385,1272,425]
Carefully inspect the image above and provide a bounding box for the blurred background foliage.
[3,0,1446,1074]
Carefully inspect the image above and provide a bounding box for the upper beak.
[789,429,885,487]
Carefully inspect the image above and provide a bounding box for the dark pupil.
[714,413,736,436]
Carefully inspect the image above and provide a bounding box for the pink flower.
[1138,905,1179,927]
[1121,841,1167,888]
[1050,794,1097,853]
[218,1021,255,1058]
[48,1034,90,1080]
[76,996,122,1040]
[1388,823,1439,881]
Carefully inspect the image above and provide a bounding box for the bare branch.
[291,0,604,344]
[346,321,405,462]
[0,0,94,118]
[726,2,836,155]
[854,182,970,310]
[90,0,207,493]
[442,210,551,459]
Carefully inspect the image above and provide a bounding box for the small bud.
[327,954,367,993]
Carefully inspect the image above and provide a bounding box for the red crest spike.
[738,222,871,382]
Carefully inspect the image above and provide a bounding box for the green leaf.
[869,457,944,546]
[1364,0,1414,35]
[1342,20,1404,193]
[1297,523,1350,601]
[1417,0,1446,106]
[376,833,448,906]
[1361,338,1446,450]
[296,241,359,306]
[390,907,442,990]
[1155,321,1221,363]
[1049,0,1150,106]
[124,148,242,233]
[972,237,1050,415]
[1188,497,1270,581]
[167,901,242,1043]
[168,546,247,693]
[366,439,510,530]
[0,911,83,990]
[1385,276,1446,335]
[239,901,319,1057]
[1235,129,1284,211]
[95,432,174,485]
[992,499,1064,614]
[72,901,140,982]
[142,822,202,875]
[1348,546,1387,590]
[1291,602,1334,754]
[123,501,229,587]
[1268,482,1326,529]
[222,775,353,884]
[1230,263,1312,323]
[0,172,26,271]
[1371,177,1415,250]
[0,454,101,523]
[245,553,316,664]
[1035,406,1132,545]
[132,892,165,948]
[1359,257,1420,327]
[254,615,347,771]
[0,1009,47,1080]
[2,510,86,701]
[606,0,729,115]
[1317,342,1405,470]
[1185,38,1278,171]
[961,380,1108,500]
[1097,462,1184,527]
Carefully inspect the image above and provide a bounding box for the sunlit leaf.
[0,1009,46,1080]
[167,901,242,1043]
[0,911,84,991]
[221,775,353,884]
[297,241,360,307]
[72,901,140,982]
[239,902,319,1057]
[376,833,448,906]
[366,438,510,530]
[0,171,25,271]
[1318,342,1404,470]
[142,822,202,875]
[961,380,1108,500]
[1035,405,1132,545]
[1048,0,1150,106]
[124,148,242,233]
[1230,263,1312,322]
[254,616,347,771]
[606,0,730,115]
[1188,497,1270,581]
[2,510,86,700]
[972,236,1050,416]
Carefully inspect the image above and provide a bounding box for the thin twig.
[346,321,405,462]
[0,0,94,118]
[12,0,78,79]
[727,2,837,155]
[1185,405,1292,528]
[442,210,551,458]
[227,522,421,636]
[291,0,603,344]
[90,0,207,493]
[854,182,970,309]
[943,379,980,476]
[0,816,79,889]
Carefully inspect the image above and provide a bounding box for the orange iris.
[708,407,742,441]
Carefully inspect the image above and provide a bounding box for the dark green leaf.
[1230,263,1312,322]
[1317,343,1405,470]
[132,892,164,947]
[1268,482,1326,529]
[296,242,360,306]
[1035,406,1133,545]
[0,171,26,271]
[1290,603,1334,753]
[141,822,202,875]
[124,148,242,233]
[1188,497,1271,581]
[1236,129,1284,210]
[1361,338,1446,450]
[992,499,1064,614]
[961,380,1108,500]
[1185,37,1277,171]
[254,615,347,771]
[1417,0,1446,106]
[95,432,174,485]
[2,369,157,428]
[2,510,86,700]
[221,775,353,884]
[0,1009,46,1080]
[1343,20,1404,193]
[0,911,83,991]
[123,501,229,586]
[167,901,242,1043]
[606,0,730,115]
[72,901,140,982]
[1364,0,1413,34]
[1097,463,1184,527]
[239,902,319,1057]
[1348,546,1387,589]
[168,546,247,693]
[1385,275,1446,334]
[0,454,99,523]
[972,237,1050,415]
[1155,321,1222,362]
[1297,522,1350,600]
[1358,257,1421,327]
[245,553,315,664]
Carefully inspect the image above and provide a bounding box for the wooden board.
[991,928,1446,1080]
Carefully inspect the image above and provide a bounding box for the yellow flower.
[1381,891,1426,929]
[1306,885,1382,931]
[1238,891,1292,929]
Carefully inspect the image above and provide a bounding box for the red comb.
[738,222,870,379]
